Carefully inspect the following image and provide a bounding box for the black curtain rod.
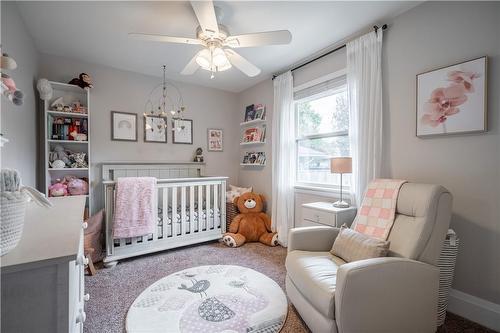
[272,24,387,80]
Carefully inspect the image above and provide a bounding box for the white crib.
[102,163,227,267]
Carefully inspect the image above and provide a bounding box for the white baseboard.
[447,288,500,331]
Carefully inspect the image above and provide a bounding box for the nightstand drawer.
[302,207,336,227]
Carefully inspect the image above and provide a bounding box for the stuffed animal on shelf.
[69,152,88,168]
[49,145,71,166]
[49,160,66,169]
[193,147,204,162]
[68,73,93,90]
[222,192,278,248]
[65,176,89,196]
[48,180,68,197]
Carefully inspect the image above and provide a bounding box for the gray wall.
[237,1,500,307]
[0,2,39,187]
[383,1,500,304]
[236,80,273,211]
[237,49,346,215]
[38,54,240,213]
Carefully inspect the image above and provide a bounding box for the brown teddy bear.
[222,192,278,248]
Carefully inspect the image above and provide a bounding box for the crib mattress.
[157,207,220,226]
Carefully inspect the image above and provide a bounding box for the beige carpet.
[84,241,496,333]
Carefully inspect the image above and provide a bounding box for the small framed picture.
[172,119,193,144]
[416,56,487,137]
[144,115,167,143]
[207,128,223,151]
[111,111,137,141]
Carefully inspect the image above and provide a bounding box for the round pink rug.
[126,265,288,333]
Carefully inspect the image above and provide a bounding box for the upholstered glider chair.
[285,183,452,333]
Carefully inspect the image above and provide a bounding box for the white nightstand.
[299,202,357,228]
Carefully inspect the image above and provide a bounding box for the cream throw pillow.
[229,185,253,194]
[331,225,390,262]
[227,185,253,203]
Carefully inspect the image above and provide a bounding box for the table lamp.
[330,157,352,208]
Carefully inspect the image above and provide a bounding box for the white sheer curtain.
[347,30,383,205]
[271,71,295,247]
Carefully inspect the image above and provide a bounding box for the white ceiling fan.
[129,1,292,79]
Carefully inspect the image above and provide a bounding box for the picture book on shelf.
[244,104,255,122]
[242,152,266,165]
[50,116,88,141]
[242,127,265,143]
[244,104,266,122]
[254,104,265,120]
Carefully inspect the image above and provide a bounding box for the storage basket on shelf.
[0,169,52,256]
[226,201,239,230]
[437,229,459,327]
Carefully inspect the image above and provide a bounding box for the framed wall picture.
[172,119,193,144]
[111,111,137,141]
[416,56,487,137]
[207,128,223,151]
[144,115,167,143]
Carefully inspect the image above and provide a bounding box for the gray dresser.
[1,196,88,333]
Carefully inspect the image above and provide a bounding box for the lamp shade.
[330,157,352,174]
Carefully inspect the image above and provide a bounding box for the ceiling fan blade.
[225,49,261,77]
[129,33,202,45]
[190,1,219,36]
[225,30,292,48]
[181,52,200,75]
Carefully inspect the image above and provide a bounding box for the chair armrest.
[287,226,340,252]
[335,257,439,333]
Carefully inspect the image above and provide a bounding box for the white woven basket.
[437,229,459,326]
[0,191,28,256]
[0,187,52,256]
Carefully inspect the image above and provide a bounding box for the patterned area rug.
[84,242,498,333]
[126,265,288,333]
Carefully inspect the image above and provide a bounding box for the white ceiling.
[17,1,419,92]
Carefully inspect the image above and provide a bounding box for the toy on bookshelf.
[50,97,88,114]
[48,145,88,169]
[48,175,89,197]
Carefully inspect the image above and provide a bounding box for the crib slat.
[189,186,195,233]
[205,184,211,231]
[198,185,203,232]
[181,186,187,236]
[172,186,178,236]
[162,187,168,239]
[213,184,218,230]
[152,188,158,241]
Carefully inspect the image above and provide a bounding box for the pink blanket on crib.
[113,177,156,239]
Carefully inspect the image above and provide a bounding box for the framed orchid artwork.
[416,56,487,137]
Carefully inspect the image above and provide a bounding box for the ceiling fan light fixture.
[195,49,211,68]
[212,47,228,67]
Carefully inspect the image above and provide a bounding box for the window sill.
[294,184,350,198]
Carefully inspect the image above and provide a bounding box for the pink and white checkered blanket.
[352,179,407,240]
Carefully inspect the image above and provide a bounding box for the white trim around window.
[293,68,350,192]
[293,68,347,93]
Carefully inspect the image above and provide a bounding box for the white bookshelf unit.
[42,81,91,214]
[240,104,267,168]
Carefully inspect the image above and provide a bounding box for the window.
[294,74,350,189]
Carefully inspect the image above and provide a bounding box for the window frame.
[293,71,350,191]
